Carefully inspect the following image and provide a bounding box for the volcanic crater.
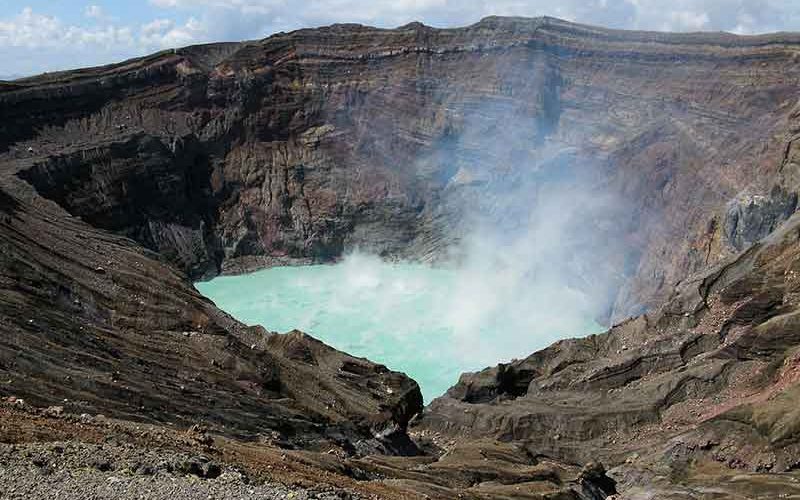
[3,16,800,499]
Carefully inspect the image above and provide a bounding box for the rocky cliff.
[421,210,800,496]
[5,17,800,318]
[2,16,800,499]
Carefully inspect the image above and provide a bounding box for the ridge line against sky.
[1,1,800,77]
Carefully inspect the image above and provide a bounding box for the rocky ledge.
[421,210,800,497]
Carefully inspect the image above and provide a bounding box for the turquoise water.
[196,253,604,401]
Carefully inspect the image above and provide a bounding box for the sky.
[1,1,800,77]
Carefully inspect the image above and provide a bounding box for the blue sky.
[2,1,800,77]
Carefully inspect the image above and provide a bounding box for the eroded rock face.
[723,186,797,251]
[0,169,422,453]
[17,134,222,279]
[419,211,800,497]
[4,17,800,320]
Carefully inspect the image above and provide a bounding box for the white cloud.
[140,17,207,48]
[621,0,792,34]
[0,7,134,50]
[0,6,211,75]
[0,7,208,53]
[85,5,105,19]
[0,8,62,49]
[666,10,711,31]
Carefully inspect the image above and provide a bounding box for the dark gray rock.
[724,185,797,250]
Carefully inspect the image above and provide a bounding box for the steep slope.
[421,207,800,497]
[0,159,422,454]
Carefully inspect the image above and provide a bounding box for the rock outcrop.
[421,209,800,496]
[0,164,422,453]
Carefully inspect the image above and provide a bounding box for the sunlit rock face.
[197,253,603,401]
